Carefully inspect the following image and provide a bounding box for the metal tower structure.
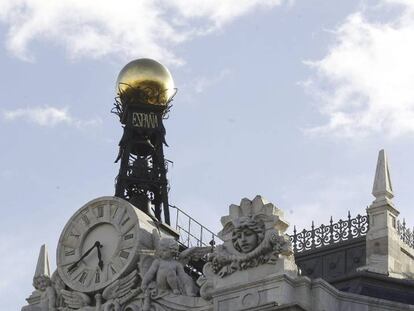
[112,59,175,225]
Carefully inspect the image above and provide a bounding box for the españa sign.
[131,112,159,129]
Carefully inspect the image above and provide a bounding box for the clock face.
[57,197,141,292]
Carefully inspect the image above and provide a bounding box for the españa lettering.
[132,112,159,129]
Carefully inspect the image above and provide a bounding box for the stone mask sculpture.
[198,196,296,300]
[231,216,265,253]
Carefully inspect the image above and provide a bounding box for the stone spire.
[34,244,51,279]
[372,149,393,203]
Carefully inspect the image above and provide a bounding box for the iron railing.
[397,219,414,249]
[169,205,218,248]
[290,212,369,253]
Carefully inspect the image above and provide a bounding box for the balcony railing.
[397,219,414,249]
[169,205,218,248]
[290,212,369,253]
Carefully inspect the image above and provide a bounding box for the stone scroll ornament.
[198,196,294,300]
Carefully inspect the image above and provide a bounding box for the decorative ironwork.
[170,205,218,248]
[397,219,414,249]
[113,90,173,224]
[290,212,369,253]
[111,85,175,124]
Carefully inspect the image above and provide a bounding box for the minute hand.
[68,241,100,272]
[97,244,104,271]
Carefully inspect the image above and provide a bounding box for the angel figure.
[33,274,56,311]
[138,232,213,311]
[141,238,197,297]
[51,271,65,309]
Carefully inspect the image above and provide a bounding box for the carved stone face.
[33,276,51,291]
[231,216,264,253]
[233,228,259,253]
[158,238,179,259]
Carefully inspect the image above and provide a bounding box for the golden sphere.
[116,58,175,107]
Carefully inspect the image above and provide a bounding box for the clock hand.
[68,241,100,273]
[97,243,104,271]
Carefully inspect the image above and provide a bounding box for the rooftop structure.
[20,61,414,311]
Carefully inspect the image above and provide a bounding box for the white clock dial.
[57,196,141,293]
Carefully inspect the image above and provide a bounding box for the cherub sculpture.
[33,274,56,311]
[138,234,212,311]
[141,238,198,296]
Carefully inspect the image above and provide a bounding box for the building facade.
[21,149,414,311]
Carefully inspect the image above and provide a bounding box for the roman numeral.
[65,249,75,256]
[121,217,130,226]
[120,250,129,259]
[112,207,119,219]
[95,271,100,283]
[69,232,80,239]
[124,234,133,240]
[97,206,104,217]
[81,214,90,226]
[79,272,88,284]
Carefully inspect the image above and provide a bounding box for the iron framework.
[112,85,174,224]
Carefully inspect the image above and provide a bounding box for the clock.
[57,196,147,293]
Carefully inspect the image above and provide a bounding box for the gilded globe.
[116,58,175,107]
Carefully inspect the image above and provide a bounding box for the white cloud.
[3,106,102,128]
[167,0,284,28]
[193,69,231,94]
[0,0,286,64]
[305,0,414,138]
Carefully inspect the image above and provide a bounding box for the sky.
[1,0,414,308]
